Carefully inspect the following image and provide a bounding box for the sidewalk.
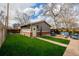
[63,39,79,56]
[37,37,67,47]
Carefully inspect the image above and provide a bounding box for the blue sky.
[30,3,46,19]
[32,3,46,8]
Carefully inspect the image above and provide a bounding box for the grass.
[41,36,70,45]
[0,34,66,56]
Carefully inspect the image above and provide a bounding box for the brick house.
[20,20,51,37]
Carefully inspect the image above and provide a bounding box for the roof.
[21,20,51,28]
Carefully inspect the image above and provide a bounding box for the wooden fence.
[0,21,6,47]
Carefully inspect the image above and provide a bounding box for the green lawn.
[0,34,66,56]
[41,36,70,45]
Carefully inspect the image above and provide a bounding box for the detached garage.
[20,20,51,37]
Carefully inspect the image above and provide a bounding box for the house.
[20,20,51,37]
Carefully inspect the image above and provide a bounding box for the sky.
[0,3,79,27]
[0,3,47,27]
[8,3,47,27]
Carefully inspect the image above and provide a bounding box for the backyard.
[0,3,79,56]
[0,33,67,56]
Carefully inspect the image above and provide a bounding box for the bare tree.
[15,10,30,26]
[44,3,63,29]
[0,10,5,23]
[58,3,79,32]
[43,3,79,34]
[0,4,6,24]
[22,13,30,25]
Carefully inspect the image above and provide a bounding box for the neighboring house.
[20,20,51,37]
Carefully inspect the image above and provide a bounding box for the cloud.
[11,3,33,10]
[23,8,35,16]
[34,7,41,15]
[8,3,33,27]
[22,3,46,15]
[30,3,46,19]
[9,3,34,19]
[13,3,46,20]
[22,4,45,19]
[31,15,46,22]
[8,19,19,27]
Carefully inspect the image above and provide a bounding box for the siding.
[20,27,31,37]
[32,22,50,36]
[20,21,51,37]
[33,22,50,32]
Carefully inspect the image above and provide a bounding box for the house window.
[37,25,39,29]
[33,28,35,30]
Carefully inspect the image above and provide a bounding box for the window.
[37,25,39,29]
[34,28,35,30]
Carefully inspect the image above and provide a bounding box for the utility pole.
[5,3,9,29]
[5,3,9,36]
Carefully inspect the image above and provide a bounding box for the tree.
[0,10,5,23]
[15,10,30,26]
[0,4,6,25]
[58,3,79,32]
[43,3,79,34]
[15,8,35,26]
[44,3,63,29]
